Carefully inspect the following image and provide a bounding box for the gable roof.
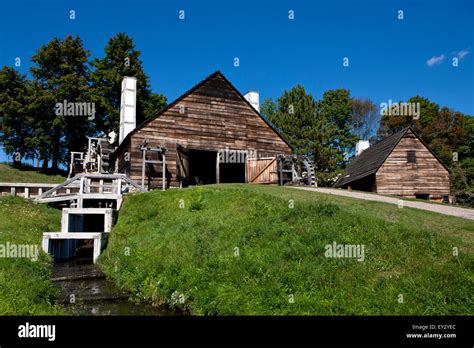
[114,71,293,155]
[335,127,450,187]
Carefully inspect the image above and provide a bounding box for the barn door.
[176,144,189,187]
[246,157,278,184]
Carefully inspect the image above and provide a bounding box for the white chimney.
[244,91,259,112]
[355,140,370,156]
[119,76,137,144]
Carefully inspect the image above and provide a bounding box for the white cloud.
[456,49,469,59]
[426,54,446,67]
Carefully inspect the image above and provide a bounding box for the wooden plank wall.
[115,141,131,176]
[114,74,292,188]
[376,131,450,197]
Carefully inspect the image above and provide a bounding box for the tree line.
[260,88,473,204]
[0,33,166,171]
[1,34,472,204]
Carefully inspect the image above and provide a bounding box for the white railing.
[0,182,77,199]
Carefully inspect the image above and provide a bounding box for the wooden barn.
[335,127,451,200]
[110,71,293,189]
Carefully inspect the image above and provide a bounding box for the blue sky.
[0,0,473,162]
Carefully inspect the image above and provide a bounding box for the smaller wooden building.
[335,127,451,199]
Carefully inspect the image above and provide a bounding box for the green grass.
[0,196,62,315]
[99,184,474,315]
[0,163,66,184]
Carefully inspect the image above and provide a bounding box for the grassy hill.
[0,196,61,315]
[99,184,474,315]
[0,163,64,314]
[0,163,66,184]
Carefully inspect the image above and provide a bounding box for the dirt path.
[290,187,474,220]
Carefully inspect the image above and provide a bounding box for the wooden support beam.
[141,148,146,190]
[79,176,85,195]
[162,154,166,191]
[38,174,81,199]
[216,152,220,184]
[278,159,283,186]
[117,178,122,195]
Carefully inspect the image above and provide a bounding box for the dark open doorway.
[415,193,430,200]
[219,162,246,183]
[188,149,217,185]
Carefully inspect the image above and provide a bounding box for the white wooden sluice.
[42,233,104,263]
[39,173,145,263]
[42,206,113,263]
[61,208,114,233]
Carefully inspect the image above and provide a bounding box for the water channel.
[52,258,178,316]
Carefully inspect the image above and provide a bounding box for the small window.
[407,150,416,164]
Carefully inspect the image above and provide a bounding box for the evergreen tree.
[90,33,166,138]
[26,81,56,168]
[30,35,91,170]
[318,89,358,178]
[261,86,358,186]
[0,67,32,166]
[261,85,318,155]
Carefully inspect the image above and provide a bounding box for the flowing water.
[52,258,178,316]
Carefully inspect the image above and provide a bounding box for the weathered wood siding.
[114,73,292,188]
[246,158,278,184]
[376,130,450,197]
[115,141,131,176]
